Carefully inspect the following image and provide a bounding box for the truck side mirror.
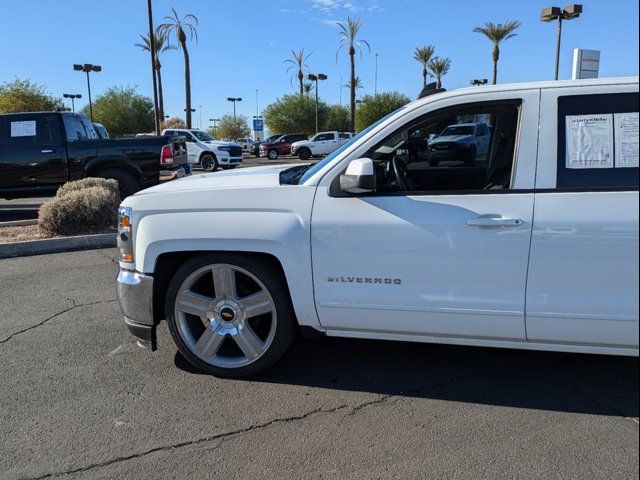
[340,158,376,194]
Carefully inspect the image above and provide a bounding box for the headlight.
[117,206,134,263]
[217,146,231,151]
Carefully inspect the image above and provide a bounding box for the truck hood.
[203,140,239,147]
[430,134,473,144]
[134,164,298,196]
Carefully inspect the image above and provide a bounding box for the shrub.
[56,177,119,198]
[39,185,119,236]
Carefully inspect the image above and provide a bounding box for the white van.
[161,129,243,171]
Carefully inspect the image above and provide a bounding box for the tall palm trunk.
[298,71,304,96]
[156,60,165,120]
[181,38,192,128]
[492,45,500,85]
[349,46,356,132]
[435,76,441,89]
[422,67,427,87]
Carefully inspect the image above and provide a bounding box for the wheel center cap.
[219,307,236,322]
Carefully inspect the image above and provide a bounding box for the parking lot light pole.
[227,97,242,119]
[470,79,488,86]
[540,4,583,80]
[307,73,327,134]
[73,63,101,121]
[63,93,82,113]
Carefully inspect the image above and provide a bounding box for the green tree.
[81,86,154,137]
[413,45,436,88]
[355,91,410,132]
[0,78,63,113]
[337,17,370,132]
[263,94,328,136]
[215,113,251,140]
[158,8,198,128]
[427,57,452,89]
[323,104,350,132]
[285,48,312,96]
[135,29,176,120]
[303,82,314,98]
[473,21,521,85]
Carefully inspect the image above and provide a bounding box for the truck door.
[0,113,66,192]
[526,86,639,350]
[310,91,540,340]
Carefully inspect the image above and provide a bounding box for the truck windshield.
[440,125,474,136]
[192,131,215,142]
[297,105,409,185]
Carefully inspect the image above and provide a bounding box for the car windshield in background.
[193,131,215,142]
[441,125,474,136]
[297,105,409,184]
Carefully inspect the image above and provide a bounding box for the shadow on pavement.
[175,336,639,418]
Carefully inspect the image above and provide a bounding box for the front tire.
[268,149,278,160]
[298,148,311,161]
[165,254,296,377]
[200,153,218,172]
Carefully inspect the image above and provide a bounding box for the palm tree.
[337,17,370,131]
[158,8,198,128]
[473,21,521,85]
[303,82,314,98]
[427,57,451,89]
[344,76,363,92]
[413,45,436,88]
[284,48,312,96]
[135,29,175,120]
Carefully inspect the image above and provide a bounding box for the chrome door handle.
[467,216,523,228]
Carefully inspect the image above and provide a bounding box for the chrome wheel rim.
[268,150,277,159]
[175,264,277,368]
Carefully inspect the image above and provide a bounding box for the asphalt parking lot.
[1,248,638,479]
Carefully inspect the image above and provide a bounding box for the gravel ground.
[0,248,637,479]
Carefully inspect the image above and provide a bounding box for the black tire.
[200,153,218,171]
[268,149,278,160]
[298,148,311,161]
[464,146,476,166]
[165,253,297,377]
[95,168,141,199]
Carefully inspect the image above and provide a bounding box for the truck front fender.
[134,209,319,327]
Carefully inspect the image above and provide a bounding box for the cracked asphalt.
[0,248,638,479]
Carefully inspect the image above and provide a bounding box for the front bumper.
[117,269,157,350]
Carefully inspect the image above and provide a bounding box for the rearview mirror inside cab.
[340,158,376,194]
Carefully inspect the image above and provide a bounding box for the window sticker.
[10,120,36,137]
[565,114,614,169]
[614,112,639,168]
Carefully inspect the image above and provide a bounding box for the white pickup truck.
[291,131,354,160]
[161,128,243,171]
[118,77,639,377]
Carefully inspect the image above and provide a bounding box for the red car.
[259,133,308,159]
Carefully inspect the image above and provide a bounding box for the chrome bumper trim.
[117,269,154,326]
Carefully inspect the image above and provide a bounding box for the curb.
[0,219,38,227]
[0,233,117,259]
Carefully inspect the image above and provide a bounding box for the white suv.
[119,77,639,377]
[291,131,354,160]
[161,128,243,171]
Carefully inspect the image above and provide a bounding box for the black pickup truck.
[0,112,189,199]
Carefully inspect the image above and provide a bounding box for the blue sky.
[2,0,638,130]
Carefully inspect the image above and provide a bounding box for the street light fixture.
[470,79,488,86]
[540,4,583,80]
[63,93,82,113]
[307,73,327,134]
[227,97,242,119]
[73,63,101,121]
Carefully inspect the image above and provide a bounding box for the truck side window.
[369,101,520,193]
[63,116,91,141]
[556,93,639,189]
[3,115,61,146]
